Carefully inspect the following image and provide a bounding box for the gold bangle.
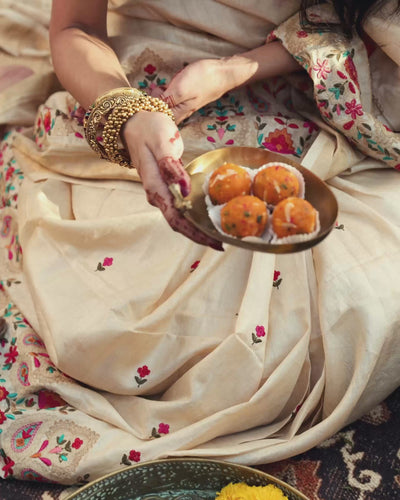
[83,88,174,168]
[102,96,175,168]
[83,87,147,160]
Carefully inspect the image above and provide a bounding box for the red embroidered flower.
[344,56,359,88]
[0,387,9,401]
[262,128,295,155]
[137,365,150,378]
[345,99,363,120]
[38,390,66,409]
[43,110,52,133]
[255,325,266,338]
[102,257,113,267]
[190,260,200,272]
[5,166,15,181]
[4,345,18,364]
[72,438,84,450]
[0,410,6,424]
[2,456,14,478]
[158,423,170,435]
[129,450,141,462]
[395,164,400,170]
[273,270,281,282]
[144,64,156,75]
[296,30,308,38]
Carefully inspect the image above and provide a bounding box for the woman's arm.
[50,0,130,108]
[49,0,222,250]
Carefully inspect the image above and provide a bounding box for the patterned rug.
[0,387,399,500]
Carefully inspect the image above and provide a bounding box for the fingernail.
[210,242,224,251]
[179,179,190,197]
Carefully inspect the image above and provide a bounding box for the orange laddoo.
[220,195,268,238]
[208,163,252,205]
[253,164,300,205]
[272,197,317,238]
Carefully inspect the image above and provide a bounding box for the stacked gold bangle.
[83,87,174,168]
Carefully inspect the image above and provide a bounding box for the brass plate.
[184,147,338,253]
[65,458,309,499]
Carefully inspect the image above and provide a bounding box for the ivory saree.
[0,0,399,485]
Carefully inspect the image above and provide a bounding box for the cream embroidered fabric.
[0,0,399,484]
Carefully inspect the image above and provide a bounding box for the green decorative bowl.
[65,458,309,499]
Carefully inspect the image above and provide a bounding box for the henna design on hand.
[169,131,180,144]
[158,156,190,197]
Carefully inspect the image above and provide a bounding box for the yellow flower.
[215,482,289,500]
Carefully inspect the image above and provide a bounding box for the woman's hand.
[155,59,236,124]
[122,110,223,250]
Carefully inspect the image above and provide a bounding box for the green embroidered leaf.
[96,263,105,272]
[59,454,68,462]
[65,441,72,452]
[258,123,266,131]
[273,278,282,289]
[392,147,400,155]
[8,393,17,399]
[251,333,262,344]
[135,376,147,386]
[257,134,263,145]
[362,123,372,130]
[121,454,131,466]
[57,434,65,444]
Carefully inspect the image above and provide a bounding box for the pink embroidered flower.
[395,164,400,170]
[158,423,170,435]
[0,410,6,424]
[345,99,363,120]
[137,365,150,378]
[144,64,156,75]
[43,110,52,133]
[0,387,9,401]
[337,70,347,80]
[38,390,66,409]
[102,257,113,267]
[296,30,308,38]
[255,325,266,338]
[72,438,83,450]
[75,132,84,139]
[313,59,331,80]
[273,270,281,282]
[4,345,18,364]
[2,456,14,478]
[129,450,141,462]
[262,128,295,155]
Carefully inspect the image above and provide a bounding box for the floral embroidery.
[11,422,43,452]
[0,450,15,478]
[190,260,200,272]
[95,257,114,271]
[121,449,142,466]
[3,341,18,370]
[251,325,266,345]
[0,386,9,401]
[31,433,86,465]
[151,422,170,438]
[138,64,166,93]
[313,59,331,80]
[273,270,282,289]
[261,127,296,155]
[20,468,51,482]
[199,94,243,146]
[17,362,30,386]
[135,365,150,387]
[23,333,44,348]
